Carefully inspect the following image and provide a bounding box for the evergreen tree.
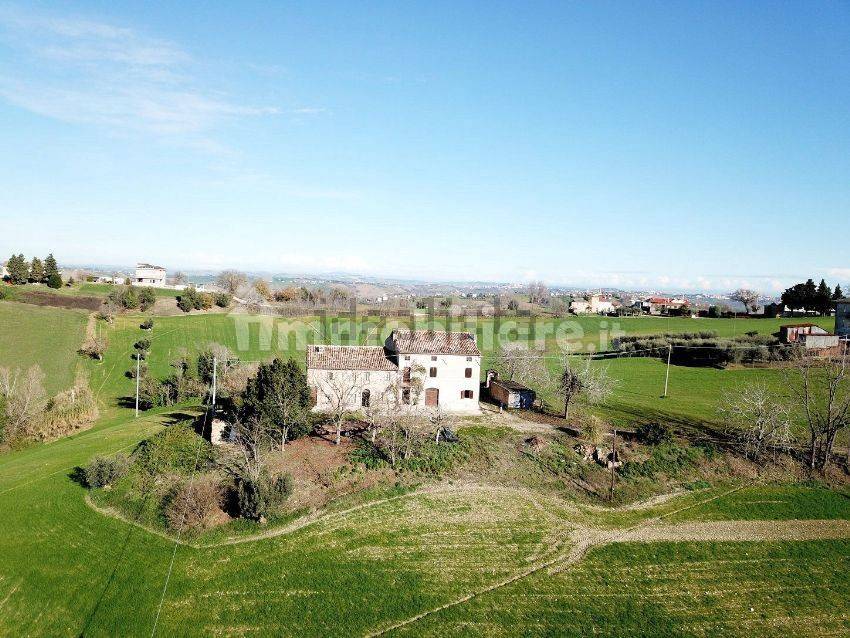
[7,254,29,285]
[833,284,844,300]
[241,358,311,450]
[47,272,63,289]
[29,257,44,283]
[815,279,832,315]
[43,253,59,280]
[803,279,817,310]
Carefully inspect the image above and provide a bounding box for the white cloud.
[0,5,279,142]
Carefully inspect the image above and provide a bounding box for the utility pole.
[135,355,140,418]
[609,428,617,502]
[663,343,672,398]
[211,356,217,414]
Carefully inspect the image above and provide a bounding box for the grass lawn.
[0,301,88,395]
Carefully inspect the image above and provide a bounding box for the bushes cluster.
[83,454,129,488]
[177,287,214,313]
[235,471,293,520]
[635,422,674,446]
[615,332,792,368]
[165,477,224,532]
[140,318,154,330]
[214,292,232,308]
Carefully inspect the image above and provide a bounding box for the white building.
[570,294,615,315]
[134,263,166,287]
[306,329,481,414]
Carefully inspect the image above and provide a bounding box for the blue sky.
[0,1,848,293]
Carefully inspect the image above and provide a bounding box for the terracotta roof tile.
[307,346,397,371]
[391,329,481,356]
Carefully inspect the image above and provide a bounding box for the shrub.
[108,286,139,310]
[140,318,154,330]
[138,287,156,311]
[83,455,129,488]
[47,273,62,289]
[214,292,231,308]
[38,375,99,441]
[581,415,607,445]
[79,334,107,360]
[165,477,223,532]
[134,339,151,352]
[235,471,293,520]
[0,288,7,300]
[199,292,214,310]
[636,422,674,446]
[133,423,214,475]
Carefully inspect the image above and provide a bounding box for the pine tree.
[7,254,29,285]
[833,284,844,300]
[29,257,44,283]
[43,253,59,280]
[815,279,832,315]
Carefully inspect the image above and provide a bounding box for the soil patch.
[15,289,103,311]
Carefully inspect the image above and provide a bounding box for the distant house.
[570,294,615,315]
[306,329,481,414]
[836,299,850,338]
[134,263,166,287]
[485,371,535,409]
[779,323,828,344]
[635,296,689,316]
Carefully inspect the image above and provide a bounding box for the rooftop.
[136,263,165,270]
[492,379,532,391]
[391,329,481,356]
[307,345,397,371]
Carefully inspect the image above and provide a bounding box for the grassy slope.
[0,302,88,395]
[0,304,847,636]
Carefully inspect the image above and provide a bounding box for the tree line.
[781,278,844,315]
[3,253,62,288]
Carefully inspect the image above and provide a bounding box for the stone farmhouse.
[306,329,482,414]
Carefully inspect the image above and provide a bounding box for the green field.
[0,301,847,636]
[0,302,88,394]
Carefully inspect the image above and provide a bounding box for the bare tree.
[553,357,617,421]
[79,333,108,360]
[0,365,47,441]
[789,347,850,470]
[730,288,760,313]
[528,280,549,305]
[216,270,248,295]
[317,371,364,445]
[253,278,273,301]
[172,271,188,285]
[494,343,548,387]
[719,382,792,460]
[225,416,267,483]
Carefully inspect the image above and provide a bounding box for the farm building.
[570,294,616,315]
[779,323,828,343]
[134,263,166,287]
[836,299,850,338]
[485,371,535,409]
[306,329,481,414]
[799,332,840,350]
[634,296,689,316]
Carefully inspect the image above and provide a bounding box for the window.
[403,367,411,382]
[328,371,334,380]
[364,372,370,381]
[431,355,437,361]
[361,389,370,408]
[461,390,474,399]
[310,387,318,406]
[466,356,473,362]
[429,367,437,377]
[404,355,410,360]
[465,368,472,378]
[402,388,411,404]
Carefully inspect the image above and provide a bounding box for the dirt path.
[618,518,850,543]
